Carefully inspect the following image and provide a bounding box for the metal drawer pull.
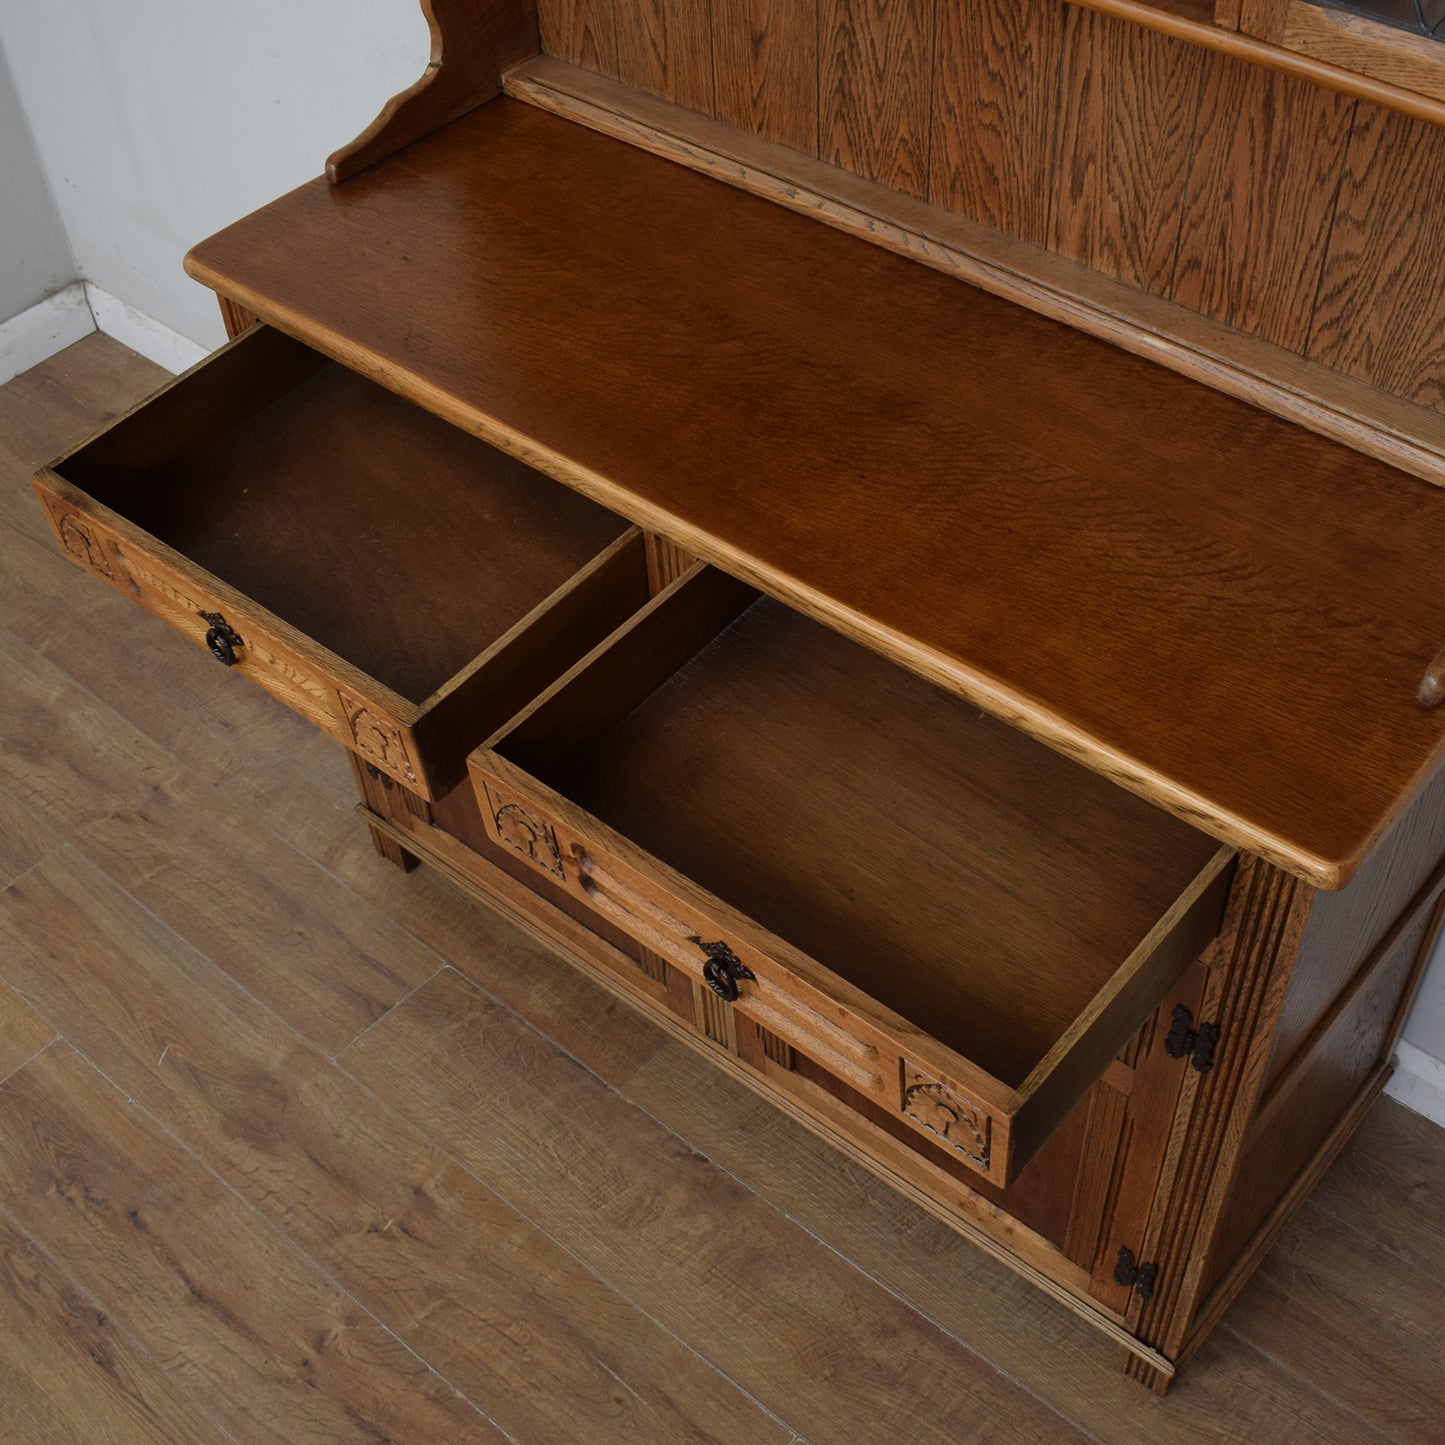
[200,611,243,666]
[696,939,755,1002]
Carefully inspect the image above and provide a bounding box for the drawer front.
[473,765,1003,1180]
[35,474,424,786]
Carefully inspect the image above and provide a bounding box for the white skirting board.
[1386,1040,1445,1129]
[83,283,209,375]
[0,283,94,386]
[0,281,209,386]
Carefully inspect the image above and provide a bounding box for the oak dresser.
[32,0,1445,1391]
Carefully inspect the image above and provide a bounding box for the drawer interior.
[56,329,630,704]
[499,589,1225,1088]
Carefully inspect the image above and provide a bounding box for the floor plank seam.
[0,1192,248,1445]
[613,1052,1112,1440]
[327,996,801,1444]
[0,855,47,899]
[1302,1189,1438,1282]
[1214,1321,1412,1445]
[330,963,449,1063]
[56,1045,518,1443]
[0,1034,63,1092]
[0,1034,60,1086]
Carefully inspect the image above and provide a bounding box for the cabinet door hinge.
[1163,1004,1220,1073]
[1113,1246,1158,1301]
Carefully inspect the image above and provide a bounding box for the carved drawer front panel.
[30,324,649,801]
[469,564,1233,1187]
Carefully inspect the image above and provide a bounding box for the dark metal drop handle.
[695,939,755,1002]
[200,611,243,666]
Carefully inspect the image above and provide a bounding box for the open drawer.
[470,565,1236,1186]
[33,325,649,798]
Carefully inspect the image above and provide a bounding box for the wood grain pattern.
[185,99,1445,887]
[819,0,935,196]
[6,330,1439,1439]
[927,0,1064,244]
[0,1212,231,1445]
[0,850,789,1445]
[1309,100,1445,412]
[342,968,1095,1443]
[68,775,444,1056]
[1221,1199,1445,1441]
[524,0,1445,416]
[1172,54,1354,352]
[0,1044,506,1443]
[0,785,61,890]
[615,0,715,110]
[0,985,56,1084]
[711,0,819,151]
[1051,7,1205,291]
[625,1039,1404,1443]
[505,56,1445,489]
[538,0,621,75]
[327,0,539,180]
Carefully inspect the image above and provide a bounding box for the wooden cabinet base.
[351,764,1440,1392]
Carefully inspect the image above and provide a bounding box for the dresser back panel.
[535,0,1445,414]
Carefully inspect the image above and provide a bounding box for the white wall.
[0,0,428,350]
[0,40,75,323]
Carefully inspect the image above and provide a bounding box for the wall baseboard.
[84,283,208,375]
[0,281,211,387]
[1385,1040,1445,1129]
[0,283,94,387]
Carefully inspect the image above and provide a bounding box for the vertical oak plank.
[537,0,621,77]
[928,0,1065,245]
[819,0,936,198]
[615,0,716,111]
[712,0,819,153]
[1050,8,1205,293]
[1308,101,1445,414]
[1172,54,1353,352]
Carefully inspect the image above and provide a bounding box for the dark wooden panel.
[711,0,819,152]
[615,0,715,110]
[1172,54,1353,352]
[1051,7,1205,292]
[537,0,621,75]
[1309,100,1445,413]
[928,0,1064,244]
[819,0,935,197]
[1267,760,1445,1090]
[1202,897,1440,1304]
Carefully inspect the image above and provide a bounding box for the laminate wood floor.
[1,333,1441,1444]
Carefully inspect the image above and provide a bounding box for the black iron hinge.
[1114,1246,1158,1302]
[1164,1004,1220,1074]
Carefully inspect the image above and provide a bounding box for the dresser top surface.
[186,97,1445,887]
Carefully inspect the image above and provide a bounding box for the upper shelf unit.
[185,96,1445,888]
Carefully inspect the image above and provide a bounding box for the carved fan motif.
[486,787,565,879]
[56,511,112,578]
[902,1065,990,1169]
[341,695,419,785]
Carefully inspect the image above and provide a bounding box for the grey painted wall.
[0,0,427,348]
[0,40,76,324]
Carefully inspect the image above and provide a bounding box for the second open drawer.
[33,324,650,798]
[470,565,1236,1186]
